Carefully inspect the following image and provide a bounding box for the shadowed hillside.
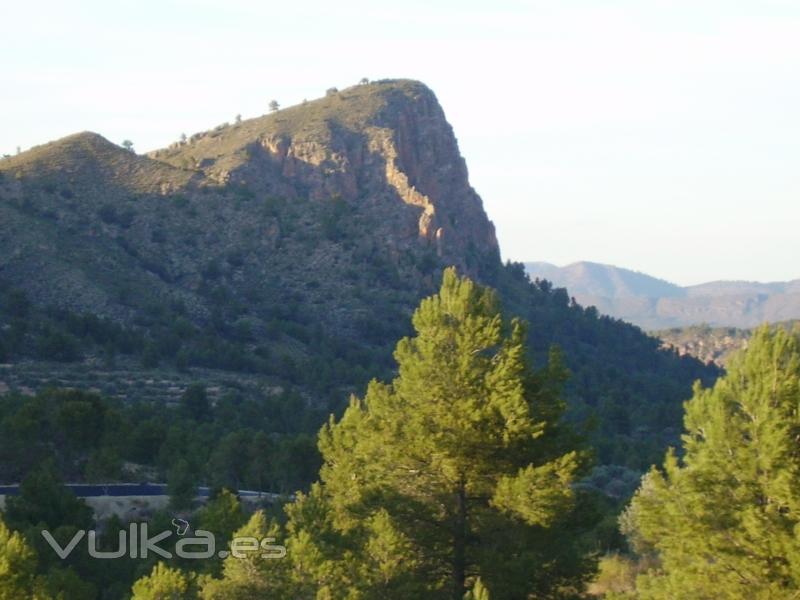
[0,80,717,471]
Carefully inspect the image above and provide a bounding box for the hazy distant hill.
[525,261,800,330]
[525,261,683,299]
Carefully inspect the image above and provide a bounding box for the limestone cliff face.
[363,86,499,271]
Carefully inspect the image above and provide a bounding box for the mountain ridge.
[525,261,800,329]
[526,261,683,299]
[3,131,198,193]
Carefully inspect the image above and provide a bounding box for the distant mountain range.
[525,261,800,330]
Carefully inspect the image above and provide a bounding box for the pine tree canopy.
[308,267,592,599]
[626,325,800,599]
[131,562,195,600]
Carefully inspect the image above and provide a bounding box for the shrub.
[97,203,118,224]
[36,329,81,362]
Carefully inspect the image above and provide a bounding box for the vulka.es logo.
[41,522,287,560]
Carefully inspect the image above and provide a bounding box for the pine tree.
[200,511,291,599]
[0,518,39,600]
[167,458,196,510]
[196,489,245,554]
[464,578,491,599]
[4,462,93,533]
[293,268,591,599]
[131,562,196,599]
[625,326,800,599]
[180,384,210,421]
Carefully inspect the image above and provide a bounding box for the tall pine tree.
[305,268,591,598]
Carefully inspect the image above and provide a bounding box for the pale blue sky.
[2,1,798,285]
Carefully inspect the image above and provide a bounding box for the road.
[0,483,273,499]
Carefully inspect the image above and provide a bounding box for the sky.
[1,0,798,286]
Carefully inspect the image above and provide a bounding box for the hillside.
[0,80,717,471]
[654,320,800,366]
[1,81,497,332]
[525,261,800,329]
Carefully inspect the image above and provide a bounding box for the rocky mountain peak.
[0,80,500,334]
[151,79,499,277]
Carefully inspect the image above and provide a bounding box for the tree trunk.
[452,476,467,600]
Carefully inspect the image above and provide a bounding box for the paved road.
[0,483,271,498]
